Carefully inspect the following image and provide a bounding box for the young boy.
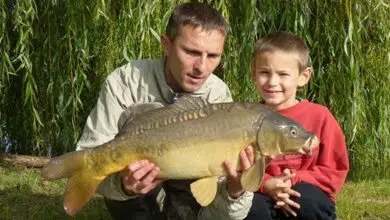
[246,31,349,220]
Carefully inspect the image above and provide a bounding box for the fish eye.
[290,127,297,136]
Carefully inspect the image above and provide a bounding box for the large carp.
[41,96,319,215]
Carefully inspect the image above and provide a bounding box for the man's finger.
[132,163,156,180]
[246,146,255,165]
[140,166,160,186]
[128,160,149,173]
[238,150,250,171]
[138,180,161,194]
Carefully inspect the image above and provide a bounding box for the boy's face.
[251,50,311,110]
[161,25,225,93]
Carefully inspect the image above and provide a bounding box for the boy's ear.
[161,34,171,56]
[298,67,312,87]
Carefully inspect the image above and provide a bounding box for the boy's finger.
[276,192,289,200]
[286,188,301,197]
[280,173,295,181]
[276,182,290,188]
[285,198,300,209]
[282,205,297,217]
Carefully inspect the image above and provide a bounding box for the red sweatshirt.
[259,99,349,203]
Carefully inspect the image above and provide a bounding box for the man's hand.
[223,146,255,199]
[263,169,300,217]
[120,160,164,195]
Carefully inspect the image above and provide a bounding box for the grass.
[0,166,109,220]
[1,166,390,220]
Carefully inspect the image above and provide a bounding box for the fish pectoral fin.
[241,156,265,192]
[190,176,218,206]
[63,171,105,216]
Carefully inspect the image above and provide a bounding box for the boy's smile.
[251,50,311,110]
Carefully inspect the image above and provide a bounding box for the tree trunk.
[0,154,50,168]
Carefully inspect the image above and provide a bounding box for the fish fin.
[41,150,88,180]
[63,171,105,216]
[190,176,218,206]
[241,155,265,192]
[118,96,210,135]
[118,102,165,132]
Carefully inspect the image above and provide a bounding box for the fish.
[41,96,319,216]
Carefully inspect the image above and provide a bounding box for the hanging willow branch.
[0,0,389,180]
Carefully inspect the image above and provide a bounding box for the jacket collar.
[154,56,212,104]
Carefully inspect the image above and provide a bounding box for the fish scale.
[41,96,319,216]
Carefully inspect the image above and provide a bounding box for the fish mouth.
[299,135,320,155]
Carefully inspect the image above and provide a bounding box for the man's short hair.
[165,2,228,39]
[254,31,310,71]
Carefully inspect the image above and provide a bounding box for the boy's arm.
[290,113,349,197]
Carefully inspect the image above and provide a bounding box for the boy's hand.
[263,169,300,216]
[273,169,301,217]
[120,160,164,195]
[224,146,255,198]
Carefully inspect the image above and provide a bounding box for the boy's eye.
[280,72,290,76]
[257,71,269,75]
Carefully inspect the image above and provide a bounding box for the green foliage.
[0,166,109,219]
[2,166,390,219]
[0,0,389,180]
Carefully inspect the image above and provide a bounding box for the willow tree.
[0,0,389,180]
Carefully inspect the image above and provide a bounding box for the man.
[76,2,254,220]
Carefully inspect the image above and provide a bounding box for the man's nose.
[194,55,206,74]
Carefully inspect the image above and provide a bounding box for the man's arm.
[76,69,140,200]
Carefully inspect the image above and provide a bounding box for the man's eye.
[186,50,200,56]
[207,54,219,59]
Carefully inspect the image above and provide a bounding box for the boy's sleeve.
[198,179,253,220]
[290,113,349,197]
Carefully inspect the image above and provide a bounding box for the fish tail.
[41,149,103,216]
[63,169,105,216]
[41,150,89,180]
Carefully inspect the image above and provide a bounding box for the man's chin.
[182,84,201,93]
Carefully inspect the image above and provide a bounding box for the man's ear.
[161,35,171,56]
[298,67,312,87]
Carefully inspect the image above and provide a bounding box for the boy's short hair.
[165,2,228,39]
[254,31,310,71]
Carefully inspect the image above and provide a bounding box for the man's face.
[161,25,225,93]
